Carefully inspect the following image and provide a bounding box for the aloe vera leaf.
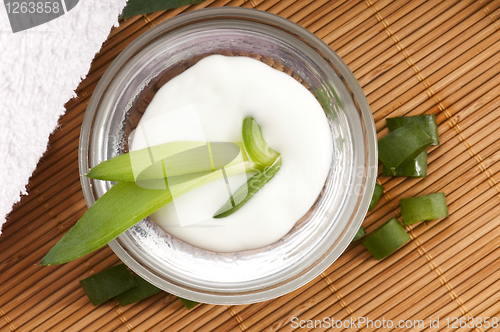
[40,182,173,266]
[213,117,281,218]
[213,156,282,218]
[134,142,249,190]
[86,141,203,182]
[362,218,410,260]
[386,115,439,145]
[400,192,448,225]
[242,117,280,168]
[369,183,384,211]
[378,124,433,174]
[120,0,205,19]
[80,264,137,306]
[383,116,433,177]
[41,161,254,266]
[116,275,162,306]
[86,141,246,183]
[382,151,427,178]
[180,298,199,310]
[352,227,365,241]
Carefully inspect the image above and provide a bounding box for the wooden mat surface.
[2,0,500,331]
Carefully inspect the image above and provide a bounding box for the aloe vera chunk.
[382,151,427,178]
[180,298,199,310]
[386,114,439,145]
[116,275,162,306]
[383,115,436,178]
[369,183,385,211]
[378,124,433,175]
[242,117,280,168]
[121,0,204,19]
[400,192,448,225]
[214,117,281,218]
[362,218,410,260]
[80,264,137,306]
[352,227,366,241]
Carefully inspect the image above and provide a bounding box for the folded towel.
[0,0,128,236]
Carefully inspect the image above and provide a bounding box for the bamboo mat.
[1,0,500,331]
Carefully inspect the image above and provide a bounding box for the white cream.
[131,55,333,252]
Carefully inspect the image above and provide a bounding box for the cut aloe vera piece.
[378,124,433,175]
[214,156,282,218]
[383,115,434,177]
[386,114,439,145]
[362,218,410,260]
[242,117,280,168]
[369,183,384,211]
[382,151,427,178]
[400,192,448,225]
[80,264,137,306]
[116,275,162,306]
[352,227,366,241]
[180,298,199,310]
[214,117,281,218]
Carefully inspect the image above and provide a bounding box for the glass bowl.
[79,7,377,305]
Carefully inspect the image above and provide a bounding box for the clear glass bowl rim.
[79,7,377,304]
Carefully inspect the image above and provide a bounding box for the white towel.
[0,0,128,235]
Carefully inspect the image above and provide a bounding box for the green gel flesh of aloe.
[383,114,437,178]
[241,117,280,168]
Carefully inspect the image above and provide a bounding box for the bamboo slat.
[1,1,500,331]
[363,2,500,95]
[290,0,341,26]
[332,0,418,54]
[371,29,500,122]
[315,0,393,41]
[278,0,314,19]
[3,174,81,234]
[337,0,442,59]
[299,0,354,31]
[361,234,500,332]
[350,0,472,75]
